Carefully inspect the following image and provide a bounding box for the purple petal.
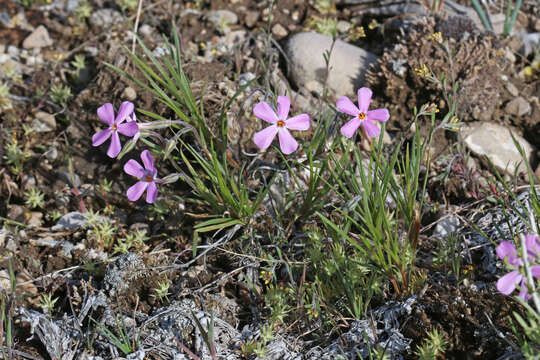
[253,125,278,150]
[115,101,135,124]
[124,159,144,178]
[126,181,148,201]
[253,101,278,123]
[146,181,158,203]
[117,121,139,137]
[357,87,372,113]
[497,270,522,295]
[367,108,390,123]
[526,234,540,259]
[285,114,310,131]
[92,128,112,147]
[340,117,362,138]
[141,150,154,171]
[97,103,115,126]
[497,241,517,261]
[107,131,121,158]
[362,119,381,138]
[336,96,359,116]
[531,265,540,278]
[277,96,290,121]
[277,128,298,155]
[518,278,531,301]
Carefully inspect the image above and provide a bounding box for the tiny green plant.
[38,292,58,315]
[432,233,464,284]
[74,0,92,21]
[414,328,448,360]
[0,81,11,111]
[91,314,138,355]
[71,55,87,78]
[89,220,117,249]
[24,187,45,209]
[152,279,171,302]
[116,0,138,12]
[50,83,73,108]
[3,138,31,175]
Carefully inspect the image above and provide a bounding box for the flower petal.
[117,121,139,137]
[518,278,531,301]
[285,114,310,131]
[278,128,298,155]
[107,131,121,158]
[141,149,154,171]
[97,103,115,126]
[253,101,278,123]
[277,96,290,121]
[497,270,522,295]
[531,265,540,278]
[115,101,135,124]
[367,108,390,123]
[526,234,540,259]
[126,181,148,201]
[362,119,381,138]
[497,241,517,261]
[336,96,359,116]
[146,181,158,203]
[357,87,372,113]
[340,117,362,138]
[124,159,144,178]
[92,128,112,147]
[253,125,278,150]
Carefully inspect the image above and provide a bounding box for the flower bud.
[161,173,183,184]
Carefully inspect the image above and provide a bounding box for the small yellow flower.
[357,26,366,38]
[200,42,206,49]
[425,103,439,113]
[368,19,378,30]
[260,270,272,285]
[524,66,533,76]
[428,32,443,44]
[415,64,430,78]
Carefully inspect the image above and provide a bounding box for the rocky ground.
[1,0,540,359]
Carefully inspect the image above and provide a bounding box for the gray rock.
[23,26,53,49]
[31,111,56,132]
[122,86,137,101]
[337,20,351,33]
[52,211,87,230]
[45,146,58,161]
[207,10,238,27]
[505,97,531,116]
[520,32,539,57]
[461,122,533,175]
[7,204,25,222]
[57,170,81,188]
[433,215,460,239]
[65,0,80,11]
[7,45,19,57]
[0,13,9,27]
[285,32,377,99]
[89,9,122,29]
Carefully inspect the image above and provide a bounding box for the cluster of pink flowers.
[93,87,389,203]
[92,102,161,203]
[252,87,389,154]
[496,234,540,301]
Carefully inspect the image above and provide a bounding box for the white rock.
[461,122,533,175]
[122,86,137,101]
[207,10,238,27]
[31,111,56,132]
[505,97,531,116]
[272,23,288,38]
[89,9,123,29]
[23,26,53,49]
[285,32,377,99]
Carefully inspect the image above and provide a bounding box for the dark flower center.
[358,112,366,120]
[277,120,285,127]
[111,124,117,131]
[145,176,153,182]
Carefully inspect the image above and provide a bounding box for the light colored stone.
[505,97,531,116]
[122,86,137,101]
[0,270,11,291]
[272,23,288,39]
[245,11,259,28]
[285,32,377,99]
[337,20,351,33]
[461,122,533,175]
[23,26,53,49]
[504,82,519,97]
[31,111,56,132]
[207,10,238,27]
[28,212,43,228]
[89,9,123,29]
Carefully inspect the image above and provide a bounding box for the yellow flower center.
[277,120,285,127]
[358,112,366,120]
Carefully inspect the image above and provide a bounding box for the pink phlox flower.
[336,87,389,138]
[496,238,540,301]
[92,102,139,158]
[253,96,310,155]
[124,150,163,203]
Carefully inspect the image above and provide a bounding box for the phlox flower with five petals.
[253,96,310,155]
[92,102,139,158]
[124,150,163,203]
[336,87,389,138]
